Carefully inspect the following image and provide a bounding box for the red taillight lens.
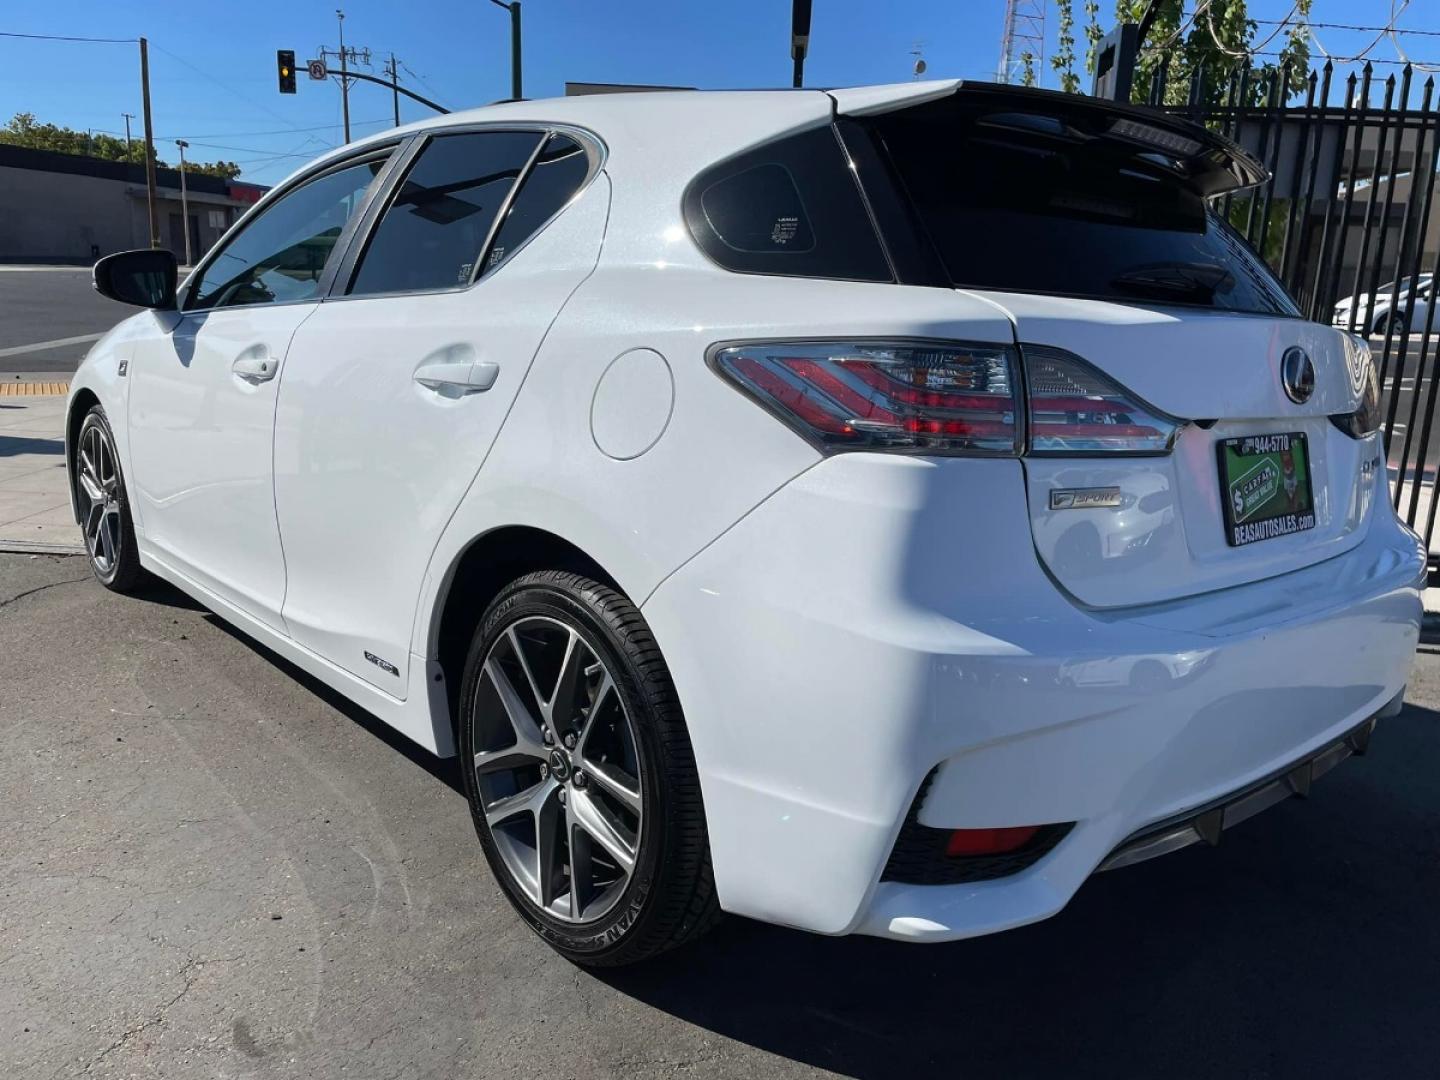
[1331,335,1381,439]
[945,826,1041,858]
[1024,346,1181,454]
[711,340,1021,454]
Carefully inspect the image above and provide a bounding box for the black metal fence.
[1145,61,1440,556]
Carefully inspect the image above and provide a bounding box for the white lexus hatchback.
[70,81,1424,965]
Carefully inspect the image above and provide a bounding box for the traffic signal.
[277,49,296,94]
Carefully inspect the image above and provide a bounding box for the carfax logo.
[1230,458,1280,522]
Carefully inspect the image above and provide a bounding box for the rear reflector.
[945,825,1041,858]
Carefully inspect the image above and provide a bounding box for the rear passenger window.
[348,130,542,296]
[484,134,591,274]
[684,126,890,282]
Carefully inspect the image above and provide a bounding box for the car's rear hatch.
[838,82,1379,609]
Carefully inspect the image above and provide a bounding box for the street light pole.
[175,139,193,268]
[488,0,523,100]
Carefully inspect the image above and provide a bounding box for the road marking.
[0,332,104,358]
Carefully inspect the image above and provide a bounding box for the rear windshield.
[869,101,1299,317]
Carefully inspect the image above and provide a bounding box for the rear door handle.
[232,354,278,382]
[413,358,500,394]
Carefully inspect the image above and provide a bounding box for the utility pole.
[338,9,350,142]
[175,140,193,267]
[139,37,160,249]
[385,52,401,126]
[121,112,134,162]
[488,0,523,100]
[318,11,372,141]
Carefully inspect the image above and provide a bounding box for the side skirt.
[137,544,455,756]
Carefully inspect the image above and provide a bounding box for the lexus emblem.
[548,749,572,782]
[1281,346,1315,404]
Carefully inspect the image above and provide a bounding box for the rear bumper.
[1096,707,1388,873]
[641,454,1424,941]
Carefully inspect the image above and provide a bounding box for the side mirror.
[93,248,178,310]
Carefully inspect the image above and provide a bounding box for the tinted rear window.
[869,102,1298,316]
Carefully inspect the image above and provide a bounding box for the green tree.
[186,160,243,180]
[1084,0,1104,78]
[1109,0,1312,107]
[0,113,241,180]
[1052,0,1080,94]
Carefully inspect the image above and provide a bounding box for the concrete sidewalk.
[0,392,83,554]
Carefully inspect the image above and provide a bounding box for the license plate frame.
[1216,431,1317,547]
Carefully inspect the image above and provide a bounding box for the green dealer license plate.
[1216,431,1317,547]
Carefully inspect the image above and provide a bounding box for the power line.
[1254,20,1440,38]
[1253,49,1440,68]
[0,30,135,43]
[160,119,390,140]
[147,40,299,130]
[399,61,444,102]
[87,118,391,143]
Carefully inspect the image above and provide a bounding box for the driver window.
[187,154,389,311]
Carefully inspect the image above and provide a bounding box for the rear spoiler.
[826,79,1267,198]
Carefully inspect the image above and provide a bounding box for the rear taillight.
[710,340,1021,454]
[711,339,1182,456]
[1024,346,1181,454]
[1331,336,1381,439]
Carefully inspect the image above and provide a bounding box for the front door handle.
[232,353,278,382]
[413,357,500,394]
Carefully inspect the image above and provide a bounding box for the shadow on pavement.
[0,434,63,458]
[105,572,1440,1076]
[598,704,1440,1078]
[123,572,466,795]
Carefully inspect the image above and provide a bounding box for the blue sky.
[3,1,1439,186]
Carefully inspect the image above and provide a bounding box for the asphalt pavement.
[0,268,133,375]
[3,552,1440,1079]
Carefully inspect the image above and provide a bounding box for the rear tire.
[1382,313,1408,338]
[457,570,721,966]
[73,406,145,594]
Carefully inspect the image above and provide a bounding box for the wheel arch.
[65,387,102,524]
[429,525,621,746]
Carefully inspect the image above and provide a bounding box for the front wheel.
[73,406,145,592]
[458,570,720,965]
[1382,313,1409,338]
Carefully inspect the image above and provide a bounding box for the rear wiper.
[1110,262,1234,302]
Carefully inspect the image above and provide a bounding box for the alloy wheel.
[76,421,123,577]
[471,616,644,923]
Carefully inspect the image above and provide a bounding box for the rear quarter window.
[684,126,891,283]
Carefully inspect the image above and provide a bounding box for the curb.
[0,538,85,556]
